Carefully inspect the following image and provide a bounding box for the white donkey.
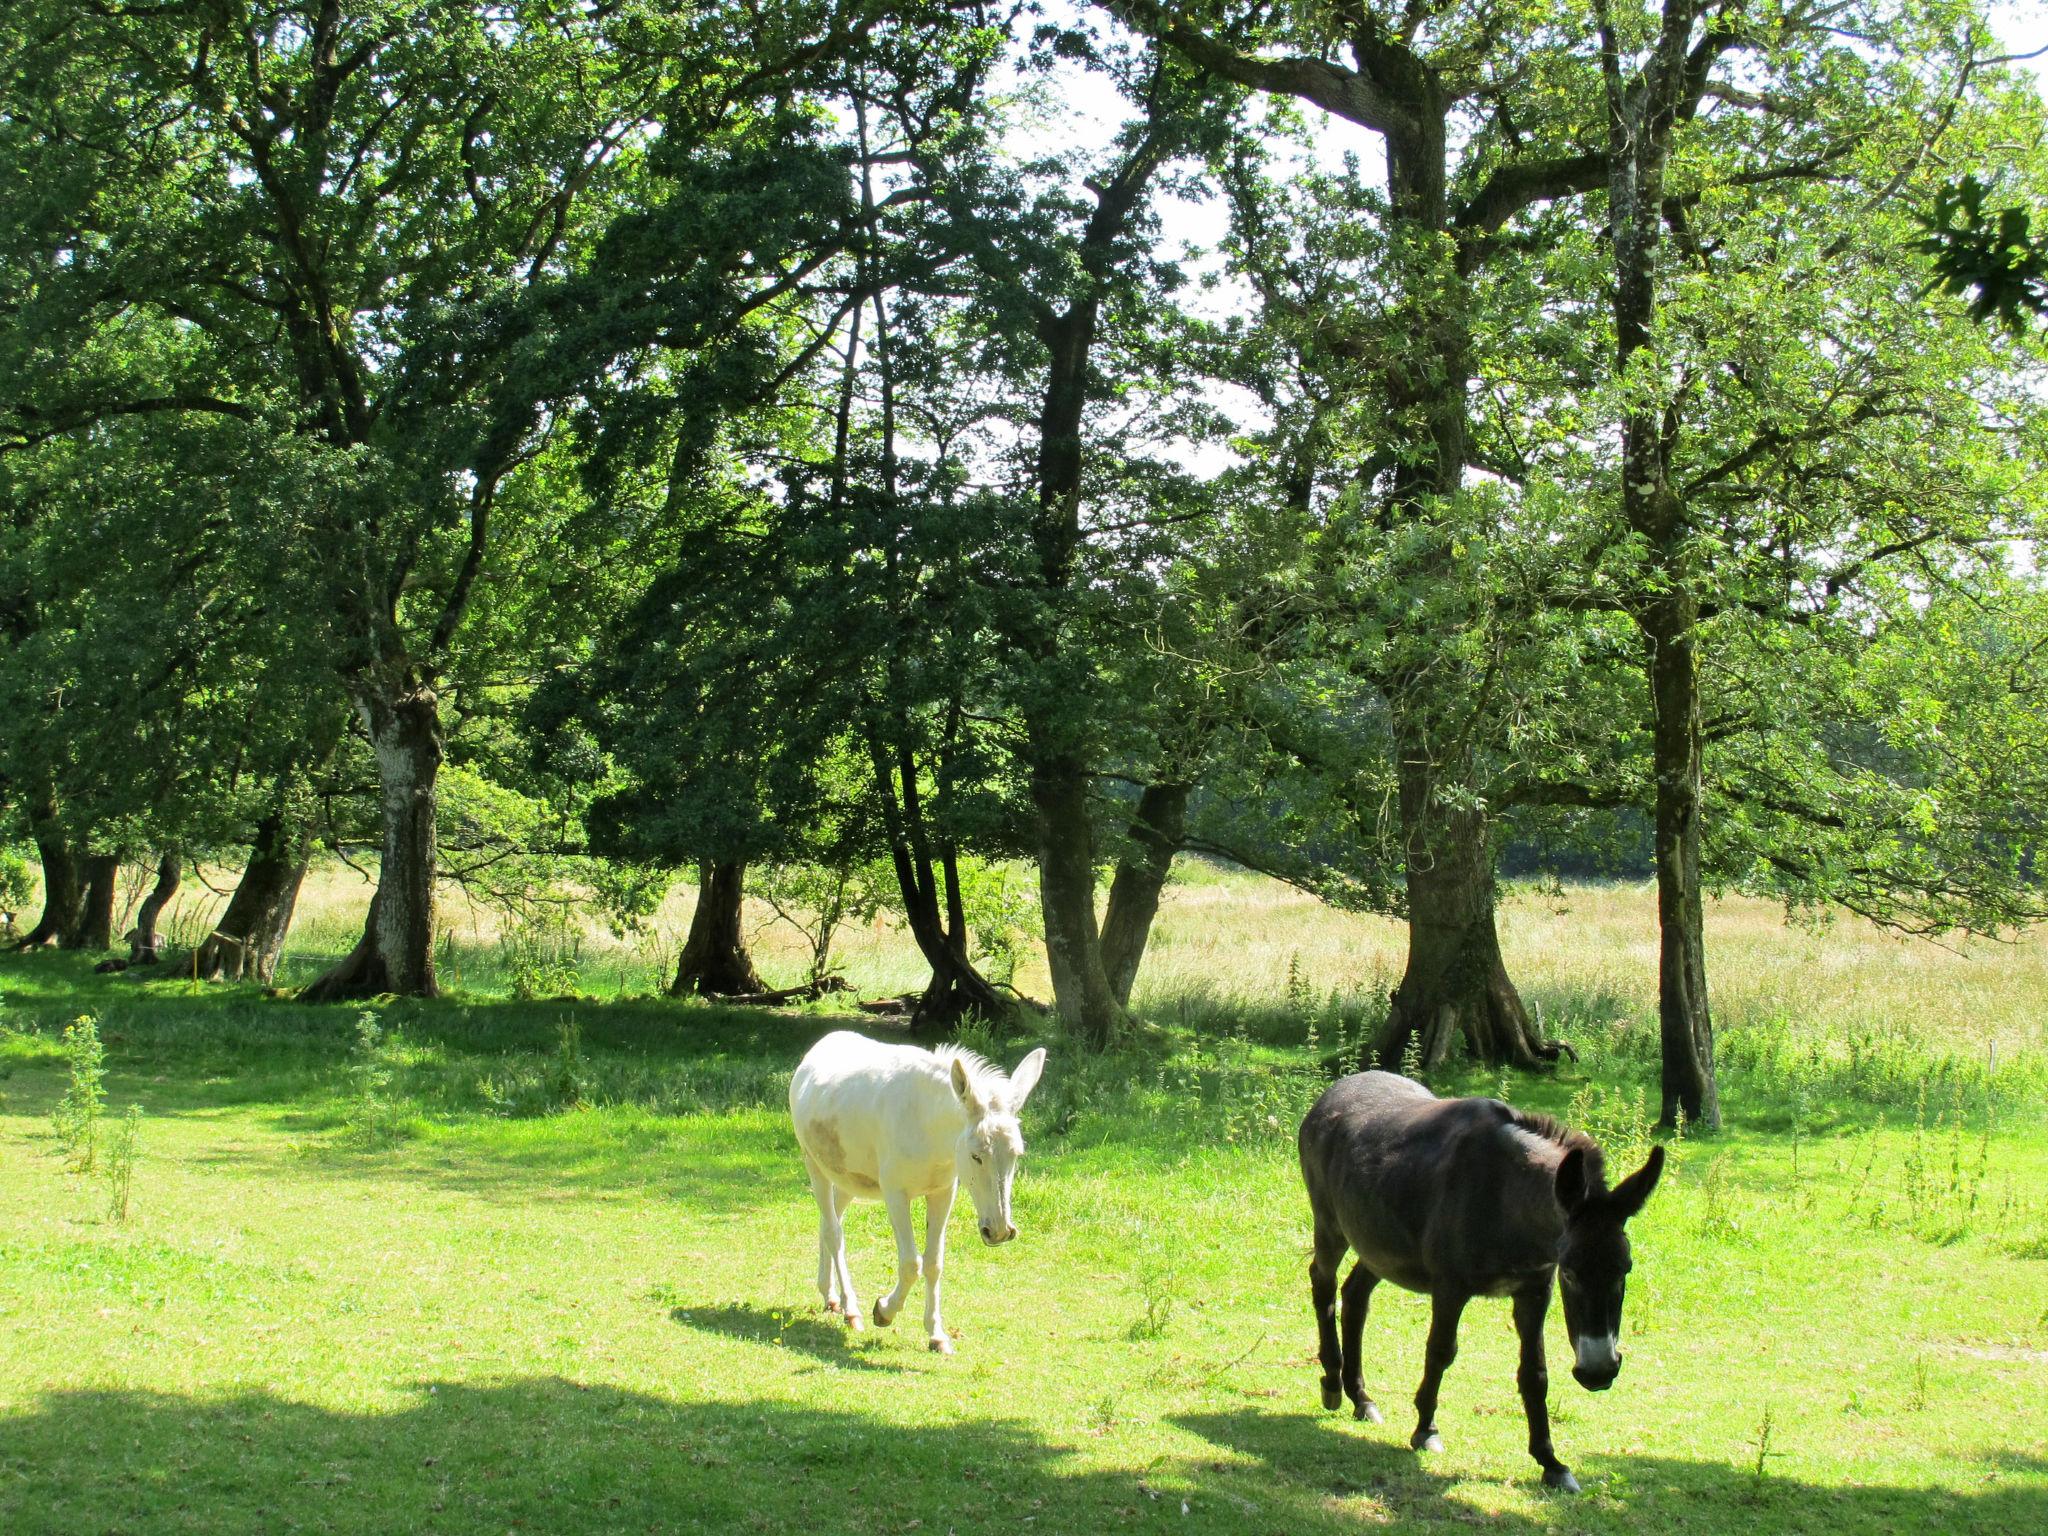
[789,1030,1046,1353]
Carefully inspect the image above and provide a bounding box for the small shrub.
[1126,1239,1183,1341]
[52,1015,107,1172]
[549,1017,587,1109]
[502,914,582,1000]
[0,845,34,938]
[103,1105,142,1222]
[958,859,1041,988]
[340,1009,411,1147]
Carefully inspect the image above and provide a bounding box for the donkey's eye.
[971,1154,983,1164]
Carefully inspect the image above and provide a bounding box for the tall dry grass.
[55,854,2048,1107]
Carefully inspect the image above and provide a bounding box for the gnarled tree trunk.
[671,868,770,999]
[302,684,442,1001]
[15,808,83,949]
[72,853,121,951]
[1033,758,1124,1049]
[1099,781,1188,1009]
[127,851,181,963]
[193,811,312,983]
[1373,753,1561,1071]
[670,860,763,997]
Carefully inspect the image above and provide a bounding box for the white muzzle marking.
[1573,1333,1620,1374]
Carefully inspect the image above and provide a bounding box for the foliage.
[1918,174,2048,333]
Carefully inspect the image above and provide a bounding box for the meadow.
[1,865,2044,1535]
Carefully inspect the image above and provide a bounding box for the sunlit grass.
[2,867,2045,1533]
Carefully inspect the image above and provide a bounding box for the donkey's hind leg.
[803,1156,841,1313]
[1340,1262,1384,1422]
[1309,1220,1347,1411]
[829,1181,862,1330]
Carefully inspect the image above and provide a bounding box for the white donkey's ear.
[951,1057,984,1115]
[1008,1048,1047,1109]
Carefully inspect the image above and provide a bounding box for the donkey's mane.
[1504,1107,1607,1186]
[930,1044,1010,1113]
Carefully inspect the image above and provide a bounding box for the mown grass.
[1,871,2045,1534]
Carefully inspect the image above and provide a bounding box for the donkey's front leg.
[1513,1282,1577,1492]
[921,1180,956,1353]
[871,1184,921,1329]
[1410,1289,1468,1455]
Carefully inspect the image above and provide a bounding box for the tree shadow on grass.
[1174,1405,2047,1536]
[0,1378,1425,1536]
[666,1301,909,1371]
[3,1381,2037,1536]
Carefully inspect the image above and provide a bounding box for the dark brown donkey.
[1298,1071,1665,1493]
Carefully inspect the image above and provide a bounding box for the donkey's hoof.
[1320,1379,1342,1412]
[824,1300,843,1316]
[845,1309,863,1332]
[1543,1469,1581,1495]
[927,1336,954,1355]
[1354,1399,1384,1424]
[1411,1430,1445,1455]
[872,1300,893,1328]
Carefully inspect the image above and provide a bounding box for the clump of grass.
[503,914,582,1001]
[1565,1079,1656,1171]
[103,1104,141,1223]
[1694,1155,1747,1242]
[549,1017,586,1109]
[51,1015,106,1172]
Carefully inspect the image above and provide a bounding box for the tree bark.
[1374,756,1560,1070]
[72,853,121,951]
[192,811,312,983]
[15,810,83,949]
[1648,607,1721,1129]
[1032,757,1124,1048]
[1099,781,1188,1009]
[670,860,764,997]
[301,684,442,1001]
[127,851,181,963]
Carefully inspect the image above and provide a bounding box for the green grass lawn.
[2,928,2045,1535]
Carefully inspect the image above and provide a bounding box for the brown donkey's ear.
[1610,1144,1666,1221]
[1555,1147,1592,1214]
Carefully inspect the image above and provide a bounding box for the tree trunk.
[670,860,763,997]
[15,811,83,949]
[127,851,181,963]
[1032,758,1124,1048]
[71,853,121,951]
[192,811,312,983]
[302,685,442,1002]
[1099,781,1188,1009]
[1649,609,1721,1130]
[1374,748,1562,1070]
